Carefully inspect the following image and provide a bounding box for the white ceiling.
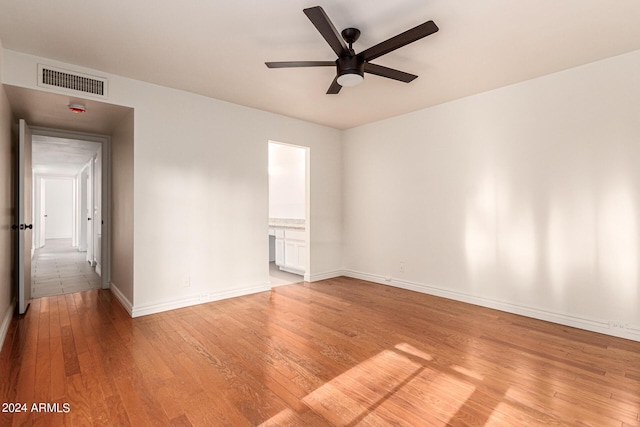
[32,134,100,176]
[1,0,640,129]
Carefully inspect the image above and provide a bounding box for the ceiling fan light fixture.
[337,71,364,87]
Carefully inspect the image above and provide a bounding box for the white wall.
[2,49,343,316]
[343,50,640,341]
[44,178,74,239]
[269,142,306,219]
[0,38,15,351]
[110,109,134,306]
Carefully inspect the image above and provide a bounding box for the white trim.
[306,270,344,282]
[626,324,640,339]
[279,266,305,276]
[343,269,640,343]
[109,282,133,316]
[0,299,16,352]
[131,283,272,318]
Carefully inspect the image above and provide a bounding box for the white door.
[78,169,88,251]
[39,178,46,247]
[85,163,93,264]
[16,119,33,314]
[93,148,102,271]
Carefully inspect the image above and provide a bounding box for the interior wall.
[44,178,73,239]
[0,38,15,350]
[130,86,342,313]
[269,142,306,219]
[343,50,640,340]
[0,48,344,316]
[110,109,134,306]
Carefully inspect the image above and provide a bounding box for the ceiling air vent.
[37,64,108,99]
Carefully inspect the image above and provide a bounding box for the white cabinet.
[275,238,285,266]
[274,228,306,275]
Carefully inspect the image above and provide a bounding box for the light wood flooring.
[1,277,639,426]
[31,239,102,298]
[269,261,304,287]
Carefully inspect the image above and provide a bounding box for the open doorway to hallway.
[31,133,104,298]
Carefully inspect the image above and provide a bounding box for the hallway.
[31,238,101,298]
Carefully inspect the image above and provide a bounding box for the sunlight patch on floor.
[301,349,422,425]
[394,342,433,361]
[259,341,496,425]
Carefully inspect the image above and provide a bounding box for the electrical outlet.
[182,276,191,288]
[399,262,405,273]
[385,276,392,282]
[609,320,627,330]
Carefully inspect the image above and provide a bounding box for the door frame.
[267,140,311,282]
[30,126,112,289]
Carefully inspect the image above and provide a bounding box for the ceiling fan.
[265,6,439,94]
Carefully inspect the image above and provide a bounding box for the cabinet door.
[284,240,298,268]
[296,242,306,271]
[275,238,285,266]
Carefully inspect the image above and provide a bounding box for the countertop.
[269,218,305,231]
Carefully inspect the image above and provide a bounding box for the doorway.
[267,141,310,286]
[30,129,110,297]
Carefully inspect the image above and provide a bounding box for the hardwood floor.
[31,239,102,298]
[1,277,639,426]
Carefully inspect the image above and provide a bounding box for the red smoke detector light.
[68,103,86,114]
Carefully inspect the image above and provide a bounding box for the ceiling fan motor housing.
[337,55,364,84]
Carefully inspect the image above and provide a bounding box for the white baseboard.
[95,263,102,277]
[343,269,640,343]
[109,282,133,316]
[279,266,305,276]
[306,270,344,282]
[130,283,272,318]
[0,298,16,353]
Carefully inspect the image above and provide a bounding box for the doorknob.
[88,218,92,221]
[11,224,18,230]
[18,224,33,230]
[25,224,33,229]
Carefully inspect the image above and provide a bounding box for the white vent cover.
[37,64,108,99]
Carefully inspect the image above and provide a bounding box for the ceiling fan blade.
[364,63,417,83]
[326,76,342,94]
[359,20,439,62]
[303,6,349,57]
[266,61,335,68]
